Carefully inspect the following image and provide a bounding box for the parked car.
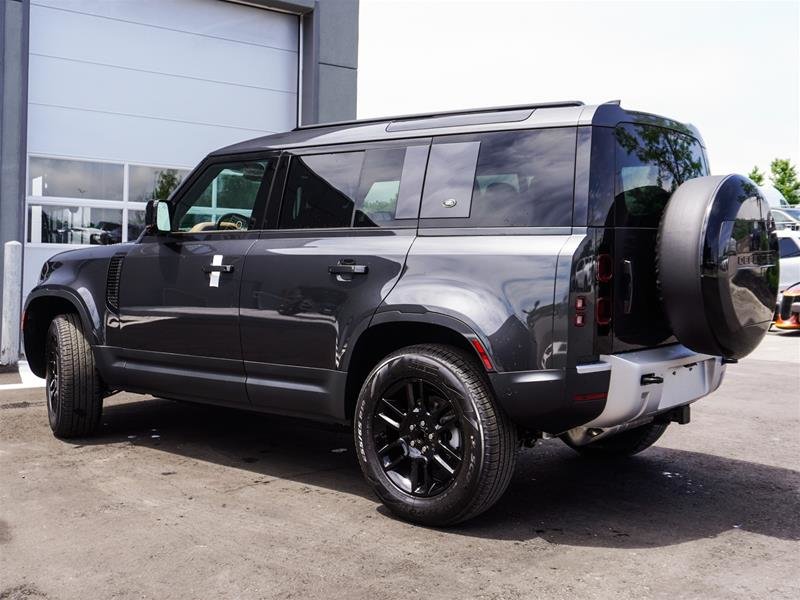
[761,184,791,209]
[23,101,779,526]
[777,230,800,294]
[774,282,800,330]
[771,207,800,231]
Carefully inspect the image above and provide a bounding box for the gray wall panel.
[317,63,357,124]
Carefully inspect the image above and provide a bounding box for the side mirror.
[145,200,172,233]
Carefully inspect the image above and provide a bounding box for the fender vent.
[106,255,124,310]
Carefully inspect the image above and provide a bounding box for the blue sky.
[358,0,799,179]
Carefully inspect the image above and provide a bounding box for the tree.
[747,166,765,186]
[153,169,181,201]
[770,158,800,205]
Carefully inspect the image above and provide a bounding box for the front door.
[110,155,277,405]
[240,142,429,420]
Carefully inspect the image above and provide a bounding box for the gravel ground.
[1,332,798,600]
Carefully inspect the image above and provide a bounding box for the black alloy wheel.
[355,344,517,526]
[373,378,465,498]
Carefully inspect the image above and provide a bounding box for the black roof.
[210,100,703,156]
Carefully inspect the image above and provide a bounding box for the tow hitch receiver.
[657,405,691,425]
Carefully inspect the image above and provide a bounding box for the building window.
[27,205,123,245]
[29,157,124,201]
[129,165,190,203]
[26,156,192,246]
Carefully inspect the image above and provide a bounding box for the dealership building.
[0,0,358,357]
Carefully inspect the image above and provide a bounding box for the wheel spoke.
[380,397,406,420]
[405,382,416,412]
[409,457,430,493]
[437,440,461,463]
[433,453,455,475]
[378,439,408,470]
[438,412,457,426]
[376,412,400,430]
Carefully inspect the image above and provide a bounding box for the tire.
[354,344,517,526]
[45,313,103,438]
[562,422,668,458]
[657,174,778,359]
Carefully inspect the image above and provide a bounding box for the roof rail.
[295,100,585,131]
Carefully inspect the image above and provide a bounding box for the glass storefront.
[26,156,190,246]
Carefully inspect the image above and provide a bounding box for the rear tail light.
[596,296,612,326]
[596,253,613,282]
[595,253,613,328]
[574,295,587,327]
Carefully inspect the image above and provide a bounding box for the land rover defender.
[24,101,779,525]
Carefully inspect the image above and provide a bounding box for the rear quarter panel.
[380,233,572,372]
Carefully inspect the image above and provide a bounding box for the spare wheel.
[657,174,779,359]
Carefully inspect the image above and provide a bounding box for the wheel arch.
[342,311,490,421]
[23,289,97,378]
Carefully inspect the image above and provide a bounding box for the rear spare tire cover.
[657,174,779,359]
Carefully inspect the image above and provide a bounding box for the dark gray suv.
[23,101,779,525]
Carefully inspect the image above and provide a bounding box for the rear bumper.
[489,344,725,435]
[581,344,725,428]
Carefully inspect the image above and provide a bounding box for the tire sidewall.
[354,350,486,524]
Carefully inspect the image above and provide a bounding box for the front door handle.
[328,263,368,275]
[203,264,234,273]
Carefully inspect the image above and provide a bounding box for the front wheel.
[354,344,517,526]
[46,313,103,438]
[561,421,669,457]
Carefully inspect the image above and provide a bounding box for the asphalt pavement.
[1,331,798,600]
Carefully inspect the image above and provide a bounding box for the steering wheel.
[215,212,249,231]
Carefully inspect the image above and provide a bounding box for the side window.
[420,128,576,227]
[280,145,428,229]
[173,160,270,233]
[779,237,800,259]
[279,152,364,229]
[355,145,429,227]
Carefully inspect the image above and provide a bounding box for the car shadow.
[84,396,799,549]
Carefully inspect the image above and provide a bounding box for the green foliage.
[747,166,765,186]
[769,159,800,205]
[154,169,181,201]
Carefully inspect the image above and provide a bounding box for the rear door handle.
[623,259,633,314]
[328,264,368,275]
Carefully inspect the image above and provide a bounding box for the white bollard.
[1,241,23,366]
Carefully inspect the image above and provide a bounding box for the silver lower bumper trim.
[567,344,726,445]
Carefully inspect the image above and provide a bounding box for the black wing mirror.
[145,200,172,234]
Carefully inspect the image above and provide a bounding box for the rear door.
[111,155,277,405]
[611,123,708,351]
[239,140,429,420]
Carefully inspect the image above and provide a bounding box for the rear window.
[419,128,576,228]
[615,123,708,227]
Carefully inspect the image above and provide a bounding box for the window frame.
[273,138,431,233]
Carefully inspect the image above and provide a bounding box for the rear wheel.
[46,313,103,438]
[354,344,517,526]
[562,422,668,458]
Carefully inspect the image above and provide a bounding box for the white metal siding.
[28,0,299,166]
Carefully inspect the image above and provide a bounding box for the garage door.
[23,0,299,297]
